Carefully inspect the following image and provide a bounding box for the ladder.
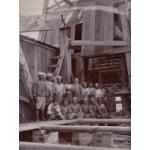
[48,47,65,76]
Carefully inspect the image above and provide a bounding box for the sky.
[20,0,45,38]
[20,0,44,16]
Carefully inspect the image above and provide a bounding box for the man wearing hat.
[32,71,47,121]
[45,73,54,108]
[53,75,65,104]
[47,97,65,120]
[73,78,82,100]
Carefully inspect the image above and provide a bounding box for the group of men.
[32,71,113,121]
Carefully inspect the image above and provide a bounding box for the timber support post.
[59,27,72,82]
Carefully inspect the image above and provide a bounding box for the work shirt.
[69,103,82,114]
[89,103,99,113]
[45,81,54,96]
[81,88,89,99]
[81,104,89,113]
[61,105,69,116]
[54,83,65,97]
[65,83,74,92]
[95,88,102,98]
[73,83,82,98]
[86,87,95,96]
[32,80,46,97]
[47,103,61,115]
[99,103,108,114]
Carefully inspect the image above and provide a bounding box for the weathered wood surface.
[72,47,130,58]
[20,4,127,33]
[78,118,131,125]
[71,40,127,47]
[20,35,58,52]
[20,35,57,84]
[20,142,130,150]
[19,43,33,97]
[20,119,130,132]
[81,0,114,56]
[43,125,131,134]
[47,0,65,10]
[20,120,79,132]
[59,29,71,80]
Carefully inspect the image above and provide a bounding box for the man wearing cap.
[45,73,54,108]
[47,97,65,120]
[53,76,65,104]
[73,78,82,101]
[32,71,47,121]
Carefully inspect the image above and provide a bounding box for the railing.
[20,142,130,150]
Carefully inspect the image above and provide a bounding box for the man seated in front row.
[81,97,90,118]
[61,98,70,119]
[47,98,65,120]
[97,100,109,118]
[68,97,83,119]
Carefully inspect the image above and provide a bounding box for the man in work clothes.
[73,78,82,101]
[45,73,54,107]
[54,76,65,104]
[32,72,47,121]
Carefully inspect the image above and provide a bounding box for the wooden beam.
[63,0,73,6]
[19,95,30,103]
[20,4,126,33]
[20,142,130,150]
[72,47,130,58]
[20,120,79,132]
[42,125,130,134]
[20,15,64,33]
[47,5,126,15]
[71,40,127,47]
[78,119,130,125]
[47,0,65,10]
[20,35,58,52]
[42,0,49,14]
[114,25,123,39]
[19,43,33,97]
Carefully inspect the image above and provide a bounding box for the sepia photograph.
[19,0,131,150]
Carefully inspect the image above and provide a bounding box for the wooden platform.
[20,120,79,132]
[20,119,130,132]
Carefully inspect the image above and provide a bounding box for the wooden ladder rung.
[51,55,63,60]
[49,64,59,68]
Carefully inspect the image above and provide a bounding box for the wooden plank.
[78,118,130,125]
[20,35,57,52]
[125,53,131,85]
[118,3,130,42]
[59,28,72,81]
[71,40,127,46]
[81,0,114,56]
[20,142,130,150]
[47,5,126,15]
[20,15,63,33]
[19,43,33,97]
[114,25,123,39]
[47,0,65,10]
[20,120,79,132]
[73,48,130,58]
[43,125,131,134]
[19,95,30,103]
[42,0,49,14]
[20,5,126,33]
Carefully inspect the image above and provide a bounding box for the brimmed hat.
[38,71,46,77]
[46,73,53,77]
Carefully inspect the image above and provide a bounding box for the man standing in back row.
[54,76,65,104]
[32,72,47,121]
